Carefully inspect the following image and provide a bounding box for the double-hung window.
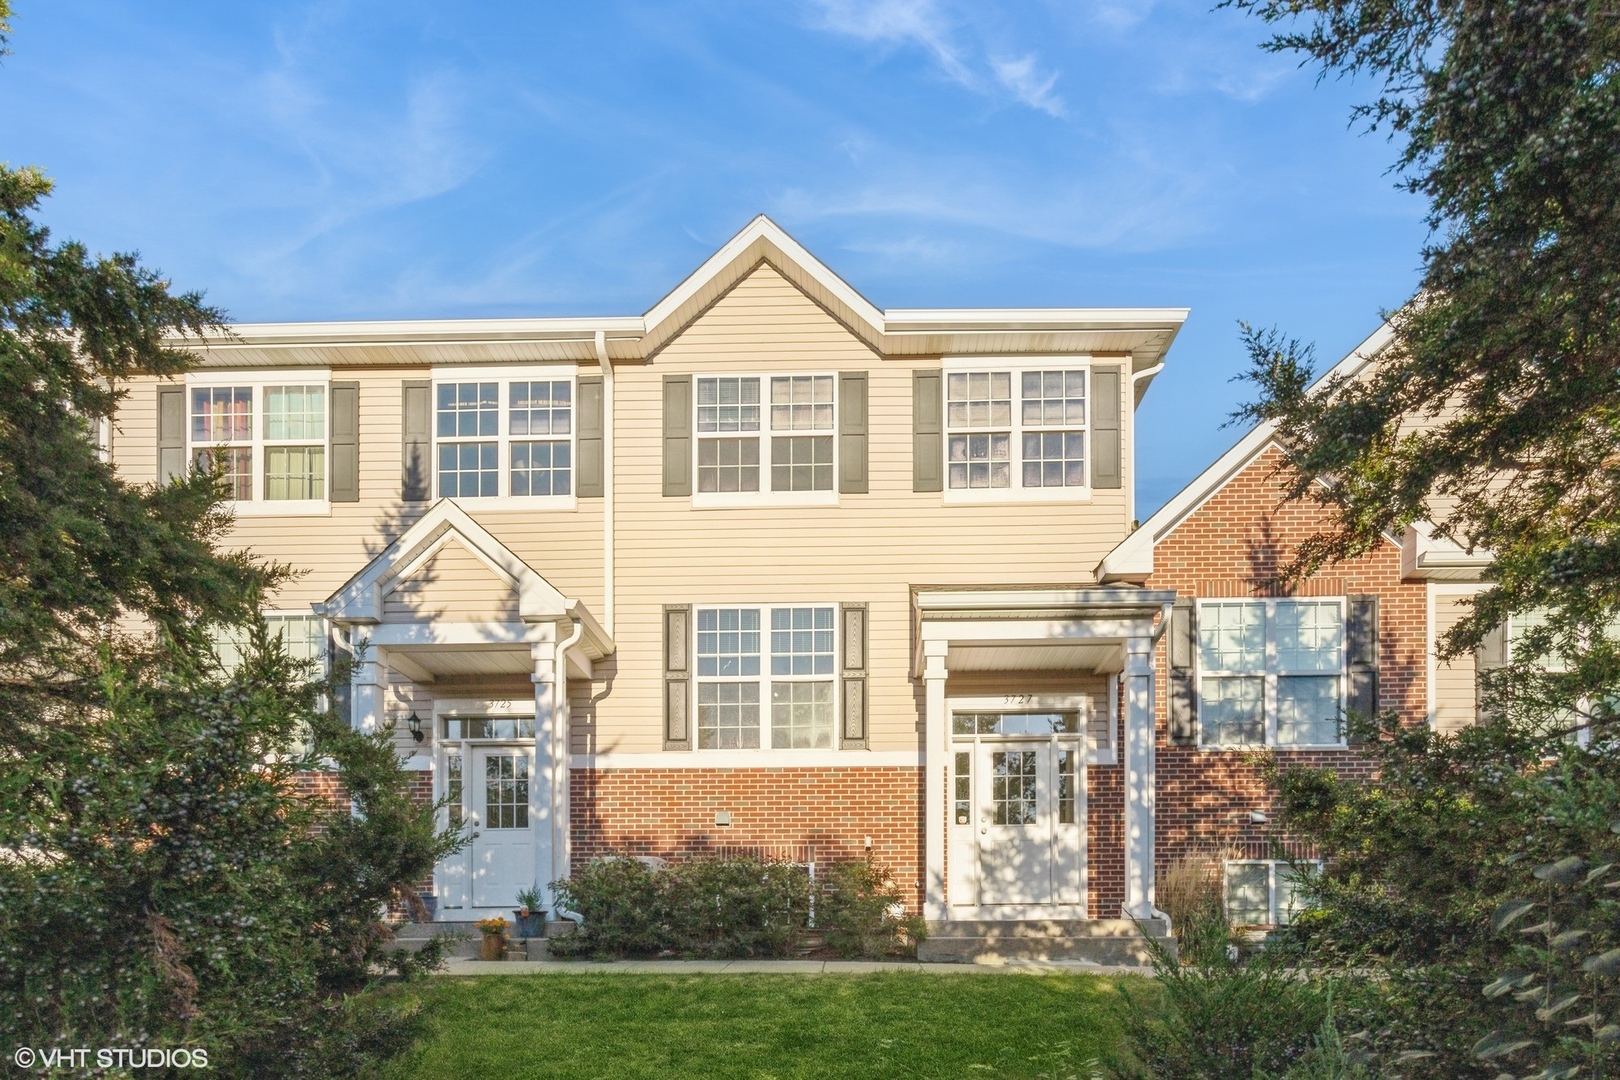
[211,612,328,675]
[695,604,837,749]
[1225,860,1318,927]
[944,363,1089,499]
[1197,598,1346,748]
[187,375,330,507]
[431,371,574,503]
[694,375,835,503]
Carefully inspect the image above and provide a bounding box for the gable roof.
[1096,321,1398,584]
[315,499,612,658]
[181,216,1190,385]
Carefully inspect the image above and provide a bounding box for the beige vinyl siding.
[602,263,1133,755]
[1433,589,1482,734]
[111,262,1138,763]
[383,540,520,622]
[111,368,605,614]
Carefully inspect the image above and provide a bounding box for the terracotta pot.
[480,933,506,961]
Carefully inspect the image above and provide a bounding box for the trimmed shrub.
[817,858,927,959]
[551,855,923,959]
[551,856,810,958]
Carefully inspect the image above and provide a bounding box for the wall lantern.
[407,711,425,743]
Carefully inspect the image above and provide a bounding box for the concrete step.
[916,919,1172,966]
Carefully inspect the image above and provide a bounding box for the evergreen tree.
[0,11,459,1073]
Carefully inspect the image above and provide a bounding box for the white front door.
[469,745,535,910]
[956,739,1084,908]
[977,743,1052,904]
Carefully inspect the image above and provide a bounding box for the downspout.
[594,330,615,637]
[551,616,586,924]
[1146,597,1175,934]
[1126,362,1164,528]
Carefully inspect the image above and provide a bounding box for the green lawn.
[383,972,1140,1079]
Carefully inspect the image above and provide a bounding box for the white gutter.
[595,331,615,637]
[1125,362,1164,529]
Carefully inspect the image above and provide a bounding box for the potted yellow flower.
[475,916,509,961]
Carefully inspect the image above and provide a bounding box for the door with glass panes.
[436,719,537,916]
[949,708,1085,909]
[468,745,534,909]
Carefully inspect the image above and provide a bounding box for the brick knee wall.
[571,767,926,911]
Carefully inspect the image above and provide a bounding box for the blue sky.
[1,0,1427,514]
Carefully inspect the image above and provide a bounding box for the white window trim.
[1195,597,1350,751]
[1224,858,1320,927]
[428,364,579,512]
[692,602,840,751]
[946,693,1111,764]
[185,369,333,516]
[261,609,331,672]
[690,371,839,509]
[940,355,1094,506]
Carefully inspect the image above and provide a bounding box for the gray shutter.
[329,381,360,503]
[157,385,186,484]
[577,375,604,499]
[1168,598,1197,745]
[912,370,943,492]
[1091,367,1122,489]
[664,608,690,751]
[1346,595,1379,745]
[839,372,868,494]
[841,603,868,749]
[662,375,692,498]
[1476,620,1509,722]
[401,380,431,502]
[664,605,692,750]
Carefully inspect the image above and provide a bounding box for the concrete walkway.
[438,957,1151,976]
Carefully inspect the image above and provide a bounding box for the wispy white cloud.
[989,54,1064,116]
[803,0,1066,117]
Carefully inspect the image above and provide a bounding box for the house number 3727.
[1002,694,1033,706]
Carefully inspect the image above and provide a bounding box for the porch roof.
[313,500,613,681]
[911,586,1175,678]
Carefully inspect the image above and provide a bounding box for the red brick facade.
[571,767,927,909]
[1141,443,1425,874]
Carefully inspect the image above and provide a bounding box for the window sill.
[691,491,839,510]
[226,500,331,517]
[942,487,1094,506]
[440,495,579,513]
[1196,743,1349,752]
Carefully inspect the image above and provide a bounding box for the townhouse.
[111,217,1492,938]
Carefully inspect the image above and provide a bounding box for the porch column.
[529,625,560,912]
[922,638,950,921]
[351,645,383,735]
[1122,631,1158,920]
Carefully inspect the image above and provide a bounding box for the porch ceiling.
[947,642,1123,673]
[384,642,593,681]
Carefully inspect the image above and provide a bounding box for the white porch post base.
[922,639,950,921]
[1122,633,1157,921]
